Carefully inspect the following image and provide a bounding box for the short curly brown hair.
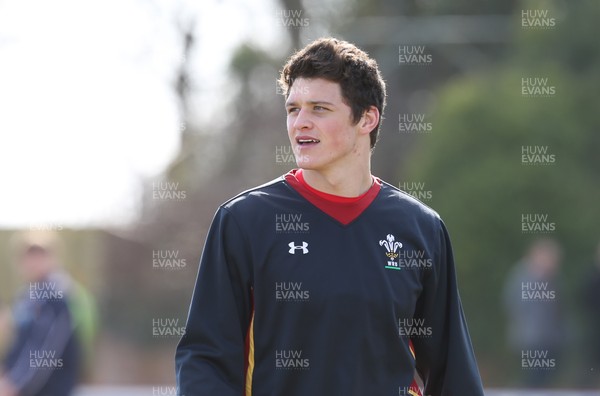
[278,37,387,149]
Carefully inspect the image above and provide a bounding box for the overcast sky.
[0,0,281,228]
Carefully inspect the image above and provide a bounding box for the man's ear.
[359,106,379,136]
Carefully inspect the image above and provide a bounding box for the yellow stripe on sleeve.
[244,311,255,396]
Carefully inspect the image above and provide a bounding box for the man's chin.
[295,163,318,171]
[295,157,315,169]
[295,157,333,172]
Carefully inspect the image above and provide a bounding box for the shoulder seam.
[220,175,286,207]
[379,180,441,219]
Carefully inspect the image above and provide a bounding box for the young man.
[176,37,484,395]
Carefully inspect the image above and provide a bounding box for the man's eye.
[287,107,299,114]
[314,106,327,111]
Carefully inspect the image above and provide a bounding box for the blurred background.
[0,0,598,394]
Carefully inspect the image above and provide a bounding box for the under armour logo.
[288,241,309,254]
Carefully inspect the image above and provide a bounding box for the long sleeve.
[412,219,484,395]
[176,207,254,396]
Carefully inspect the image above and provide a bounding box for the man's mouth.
[296,138,320,145]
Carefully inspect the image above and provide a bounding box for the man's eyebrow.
[285,100,336,107]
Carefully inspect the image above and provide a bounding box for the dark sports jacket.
[176,170,484,396]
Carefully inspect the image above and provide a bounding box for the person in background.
[503,238,566,388]
[581,241,600,387]
[0,233,92,396]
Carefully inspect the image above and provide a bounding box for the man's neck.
[301,166,373,198]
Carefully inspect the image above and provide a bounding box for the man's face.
[285,77,367,172]
[529,245,560,278]
[20,250,54,282]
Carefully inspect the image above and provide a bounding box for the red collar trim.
[284,169,381,225]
